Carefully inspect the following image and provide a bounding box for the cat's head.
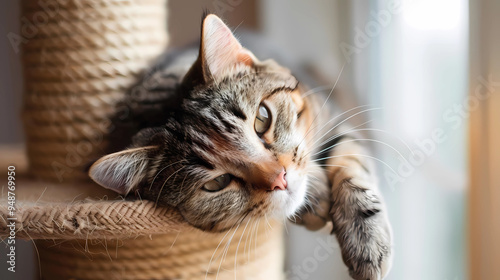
[89,14,316,232]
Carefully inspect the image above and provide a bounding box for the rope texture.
[22,0,167,183]
[0,199,187,240]
[36,221,284,280]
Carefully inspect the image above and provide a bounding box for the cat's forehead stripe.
[188,154,215,170]
[266,82,300,98]
[228,104,247,120]
[211,109,237,133]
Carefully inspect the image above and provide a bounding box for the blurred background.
[2,0,499,279]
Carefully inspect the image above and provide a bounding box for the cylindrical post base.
[37,221,284,279]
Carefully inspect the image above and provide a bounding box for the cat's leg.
[324,135,392,280]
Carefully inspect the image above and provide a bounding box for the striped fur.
[90,14,392,279]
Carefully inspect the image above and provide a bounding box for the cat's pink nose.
[271,170,287,191]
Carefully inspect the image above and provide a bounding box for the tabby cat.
[89,14,392,279]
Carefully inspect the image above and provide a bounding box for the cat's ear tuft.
[200,14,256,80]
[89,146,157,195]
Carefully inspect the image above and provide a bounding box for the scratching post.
[1,0,285,279]
[22,0,168,182]
[36,223,283,279]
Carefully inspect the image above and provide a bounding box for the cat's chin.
[267,168,309,219]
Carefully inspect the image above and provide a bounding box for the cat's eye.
[255,104,271,135]
[203,174,232,192]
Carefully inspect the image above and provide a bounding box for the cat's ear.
[89,146,157,195]
[189,14,256,83]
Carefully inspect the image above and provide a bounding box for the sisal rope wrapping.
[12,0,286,279]
[22,0,167,183]
[36,221,284,280]
[0,200,186,240]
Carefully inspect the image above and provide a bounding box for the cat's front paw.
[330,178,392,280]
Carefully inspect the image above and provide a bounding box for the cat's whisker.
[312,119,373,151]
[307,120,413,162]
[323,128,416,156]
[299,62,346,146]
[205,224,236,280]
[252,218,260,259]
[309,107,382,149]
[264,213,273,231]
[234,218,251,279]
[216,215,248,278]
[301,84,333,98]
[305,186,323,201]
[232,20,245,33]
[177,173,190,202]
[313,164,349,169]
[282,213,289,235]
[245,220,254,262]
[300,195,314,213]
[312,153,398,175]
[154,166,186,206]
[311,138,410,165]
[135,190,143,203]
[254,219,260,258]
[244,220,253,261]
[244,218,256,262]
[303,192,319,207]
[306,104,374,144]
[216,223,241,280]
[305,174,321,181]
[148,159,185,191]
[305,188,321,201]
[305,185,321,196]
[305,186,323,199]
[163,231,180,255]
